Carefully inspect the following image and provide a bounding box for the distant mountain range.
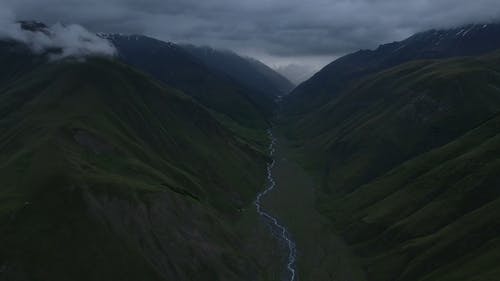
[182,44,293,96]
[284,23,500,115]
[101,33,292,126]
[274,63,318,85]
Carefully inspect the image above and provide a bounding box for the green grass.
[0,57,272,280]
[279,51,500,281]
[289,54,500,195]
[262,132,367,281]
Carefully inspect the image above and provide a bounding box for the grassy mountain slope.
[320,112,500,281]
[280,51,500,281]
[104,34,274,128]
[182,44,293,97]
[283,23,500,116]
[0,56,272,281]
[299,53,500,194]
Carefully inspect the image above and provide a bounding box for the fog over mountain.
[0,9,115,59]
[274,64,318,85]
[3,0,500,82]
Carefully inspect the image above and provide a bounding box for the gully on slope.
[255,129,297,281]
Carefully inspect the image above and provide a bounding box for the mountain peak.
[18,20,48,32]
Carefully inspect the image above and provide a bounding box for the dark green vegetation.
[281,33,500,281]
[262,133,367,281]
[2,21,500,281]
[284,23,500,116]
[182,45,293,98]
[106,34,291,127]
[0,38,287,280]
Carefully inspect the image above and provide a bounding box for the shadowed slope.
[0,57,271,281]
[280,50,500,281]
[284,23,500,116]
[105,34,274,128]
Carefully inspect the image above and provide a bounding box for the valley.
[276,30,500,281]
[260,127,367,281]
[254,129,296,281]
[1,17,500,281]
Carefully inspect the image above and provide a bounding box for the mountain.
[284,23,500,115]
[3,20,500,281]
[323,109,500,281]
[0,40,276,280]
[182,45,293,96]
[102,34,281,128]
[0,22,53,83]
[274,63,317,85]
[18,21,48,32]
[278,34,500,281]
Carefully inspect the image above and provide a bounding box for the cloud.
[0,6,24,41]
[36,23,116,59]
[275,64,318,85]
[0,5,116,60]
[3,0,500,77]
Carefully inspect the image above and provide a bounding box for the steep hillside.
[102,34,275,128]
[284,23,500,115]
[0,41,43,86]
[321,111,500,281]
[297,53,500,193]
[182,45,293,97]
[283,50,500,281]
[0,54,272,280]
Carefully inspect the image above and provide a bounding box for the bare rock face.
[83,188,259,281]
[18,21,49,33]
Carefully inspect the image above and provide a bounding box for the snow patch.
[455,29,465,36]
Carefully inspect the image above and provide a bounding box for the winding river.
[254,129,297,281]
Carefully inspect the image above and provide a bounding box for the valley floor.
[261,132,367,281]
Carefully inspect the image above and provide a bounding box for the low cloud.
[275,64,317,85]
[0,8,116,60]
[3,0,500,76]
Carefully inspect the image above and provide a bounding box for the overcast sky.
[3,0,500,82]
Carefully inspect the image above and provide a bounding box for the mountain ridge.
[182,44,294,96]
[283,22,500,116]
[0,33,284,280]
[278,27,500,281]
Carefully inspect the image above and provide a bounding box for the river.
[254,129,297,281]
